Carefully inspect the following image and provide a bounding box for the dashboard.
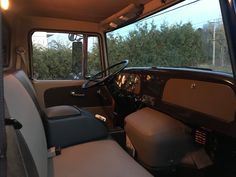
[116,73,141,95]
[116,71,162,106]
[114,67,236,138]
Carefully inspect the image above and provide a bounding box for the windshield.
[106,0,232,74]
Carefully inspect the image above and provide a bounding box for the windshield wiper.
[151,66,213,71]
[180,66,213,71]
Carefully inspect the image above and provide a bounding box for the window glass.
[106,0,232,74]
[87,36,101,76]
[32,32,101,80]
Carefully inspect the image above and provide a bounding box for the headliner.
[12,0,153,22]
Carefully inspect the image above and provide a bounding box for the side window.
[87,36,101,76]
[31,31,101,80]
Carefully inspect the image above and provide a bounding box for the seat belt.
[16,47,29,74]
[4,102,39,177]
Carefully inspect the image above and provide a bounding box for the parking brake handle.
[95,114,107,122]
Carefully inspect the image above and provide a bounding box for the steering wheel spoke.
[82,60,129,89]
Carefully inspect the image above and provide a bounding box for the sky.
[109,0,222,36]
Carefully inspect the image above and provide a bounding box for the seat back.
[4,73,48,177]
[13,70,44,117]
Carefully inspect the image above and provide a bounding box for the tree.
[32,40,73,80]
[107,22,205,68]
[87,42,101,76]
[201,21,231,69]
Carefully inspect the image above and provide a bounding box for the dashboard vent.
[195,128,208,145]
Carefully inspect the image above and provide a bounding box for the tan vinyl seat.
[50,139,152,177]
[4,73,153,177]
[125,107,196,169]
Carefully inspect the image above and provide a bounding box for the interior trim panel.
[162,79,236,123]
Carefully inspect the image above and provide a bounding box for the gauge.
[115,73,141,95]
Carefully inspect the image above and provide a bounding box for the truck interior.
[1,0,236,177]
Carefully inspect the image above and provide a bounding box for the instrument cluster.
[116,73,141,95]
[115,71,160,106]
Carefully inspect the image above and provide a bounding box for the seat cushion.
[45,105,81,119]
[46,110,108,148]
[51,139,153,177]
[125,107,195,168]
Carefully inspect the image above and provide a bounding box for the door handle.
[70,91,85,97]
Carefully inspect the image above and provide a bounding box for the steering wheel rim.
[82,60,129,89]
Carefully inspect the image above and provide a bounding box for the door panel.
[33,80,114,118]
[33,80,84,109]
[44,85,112,107]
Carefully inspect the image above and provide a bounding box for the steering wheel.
[82,60,129,89]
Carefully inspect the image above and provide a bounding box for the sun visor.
[100,4,144,31]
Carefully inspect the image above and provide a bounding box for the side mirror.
[71,42,83,79]
[68,34,78,41]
